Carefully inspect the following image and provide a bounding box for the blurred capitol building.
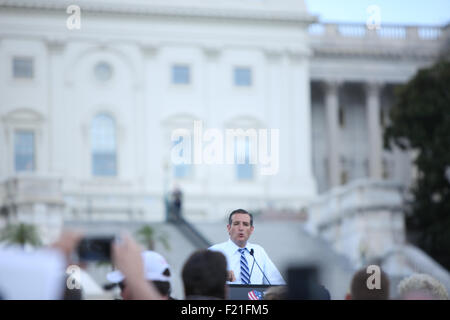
[0,0,449,279]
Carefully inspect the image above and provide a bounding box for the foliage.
[0,223,43,248]
[135,225,170,251]
[384,59,450,270]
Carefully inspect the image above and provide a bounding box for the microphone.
[248,248,271,285]
[248,249,256,283]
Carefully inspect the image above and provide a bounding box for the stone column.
[289,48,316,195]
[365,82,383,179]
[203,45,221,199]
[324,81,341,187]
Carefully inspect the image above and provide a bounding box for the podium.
[227,284,284,300]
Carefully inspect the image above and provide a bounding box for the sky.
[305,0,450,26]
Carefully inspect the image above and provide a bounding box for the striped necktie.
[238,248,250,284]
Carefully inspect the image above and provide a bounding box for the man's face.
[227,213,254,248]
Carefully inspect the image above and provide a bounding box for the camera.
[76,236,115,262]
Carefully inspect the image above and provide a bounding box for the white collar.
[227,238,253,253]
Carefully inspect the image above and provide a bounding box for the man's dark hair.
[228,209,253,226]
[350,267,390,300]
[182,250,227,299]
[152,268,172,297]
[62,275,82,300]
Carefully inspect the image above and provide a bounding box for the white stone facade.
[309,22,448,192]
[1,0,449,288]
[0,0,318,225]
[0,0,448,226]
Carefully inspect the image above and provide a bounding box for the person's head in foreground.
[182,250,227,300]
[397,273,449,300]
[349,267,390,300]
[227,209,254,248]
[107,250,172,300]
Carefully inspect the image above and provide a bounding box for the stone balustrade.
[305,179,406,266]
[3,174,64,206]
[309,22,444,41]
[0,175,65,244]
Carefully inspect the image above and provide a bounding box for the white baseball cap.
[107,250,171,283]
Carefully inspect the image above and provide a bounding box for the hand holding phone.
[76,236,115,262]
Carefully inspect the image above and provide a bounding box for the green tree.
[0,223,42,248]
[135,225,170,251]
[384,59,450,270]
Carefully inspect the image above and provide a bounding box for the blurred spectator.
[286,265,331,300]
[0,246,65,299]
[51,231,83,265]
[398,273,449,300]
[349,267,390,300]
[62,274,83,300]
[52,231,84,300]
[107,250,174,300]
[182,250,228,300]
[0,230,83,300]
[112,234,163,300]
[171,186,183,221]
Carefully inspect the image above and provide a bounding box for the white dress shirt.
[209,239,286,285]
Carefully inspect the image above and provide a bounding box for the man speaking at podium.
[209,209,285,285]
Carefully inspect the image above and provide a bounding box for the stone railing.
[0,175,65,244]
[305,179,406,266]
[64,193,157,221]
[306,179,404,231]
[380,244,450,294]
[309,22,444,41]
[3,174,64,205]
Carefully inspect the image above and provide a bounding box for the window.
[234,67,252,87]
[172,136,192,179]
[14,131,35,172]
[91,114,117,177]
[235,137,254,180]
[13,57,34,79]
[172,65,190,84]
